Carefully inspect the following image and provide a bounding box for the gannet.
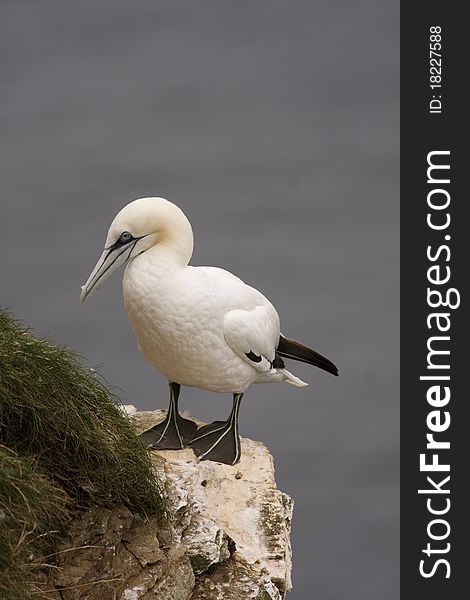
[80,197,338,465]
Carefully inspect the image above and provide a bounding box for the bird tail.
[277,335,339,376]
[279,368,309,387]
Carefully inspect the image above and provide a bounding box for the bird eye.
[118,231,133,244]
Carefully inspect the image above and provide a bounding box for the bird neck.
[154,216,194,267]
[135,211,194,273]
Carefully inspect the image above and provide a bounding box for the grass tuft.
[0,445,69,600]
[0,308,164,598]
[0,309,162,514]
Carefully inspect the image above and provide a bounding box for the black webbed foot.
[141,411,198,449]
[140,382,198,450]
[189,393,243,465]
[190,421,241,465]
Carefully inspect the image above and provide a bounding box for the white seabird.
[80,197,338,465]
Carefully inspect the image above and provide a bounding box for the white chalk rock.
[37,409,293,599]
[133,410,293,598]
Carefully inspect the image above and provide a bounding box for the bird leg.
[190,393,243,465]
[140,382,198,449]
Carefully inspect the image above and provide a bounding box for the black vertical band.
[401,3,466,598]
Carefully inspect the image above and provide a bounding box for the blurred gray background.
[1,1,399,598]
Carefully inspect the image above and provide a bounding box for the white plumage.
[80,197,337,464]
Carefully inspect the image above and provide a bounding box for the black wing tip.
[324,358,339,377]
[278,335,339,377]
[315,358,339,377]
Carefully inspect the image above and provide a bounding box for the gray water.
[1,2,399,598]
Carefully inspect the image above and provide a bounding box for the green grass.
[0,445,69,600]
[0,309,164,599]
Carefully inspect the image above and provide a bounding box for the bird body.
[81,197,337,464]
[124,258,298,393]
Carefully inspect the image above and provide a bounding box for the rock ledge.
[41,410,293,600]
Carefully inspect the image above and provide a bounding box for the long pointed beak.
[80,242,136,303]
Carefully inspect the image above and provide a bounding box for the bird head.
[80,197,193,303]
